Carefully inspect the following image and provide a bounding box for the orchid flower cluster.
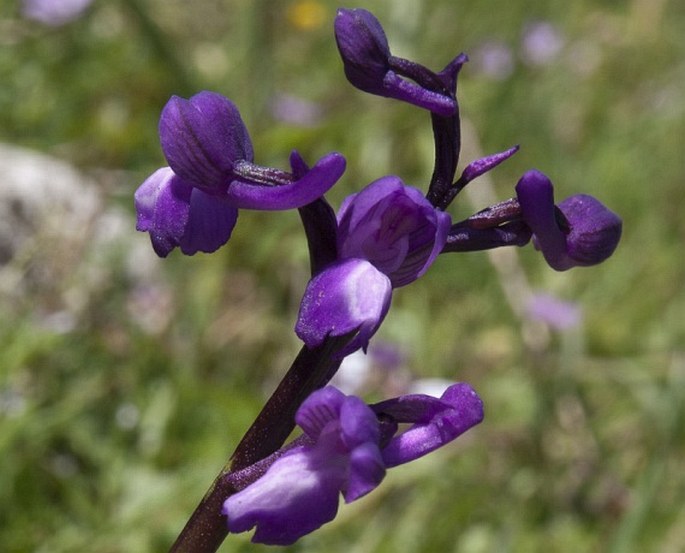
[134,7,621,551]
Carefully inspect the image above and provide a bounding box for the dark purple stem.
[426,110,461,207]
[298,198,339,276]
[168,333,353,553]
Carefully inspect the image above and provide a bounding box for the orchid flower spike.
[295,176,451,354]
[223,383,483,545]
[334,8,461,116]
[135,91,346,257]
[515,169,622,270]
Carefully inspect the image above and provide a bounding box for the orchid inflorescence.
[134,7,622,550]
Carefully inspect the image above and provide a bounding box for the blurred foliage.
[1,0,684,551]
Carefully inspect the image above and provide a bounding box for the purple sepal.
[134,167,238,257]
[379,383,484,467]
[334,8,457,116]
[337,176,451,288]
[159,91,254,190]
[224,387,385,545]
[516,170,621,270]
[460,145,520,184]
[225,152,346,210]
[295,258,392,354]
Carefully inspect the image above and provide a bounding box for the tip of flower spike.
[334,8,391,92]
[335,8,458,116]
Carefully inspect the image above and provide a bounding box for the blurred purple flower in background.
[472,40,515,80]
[269,94,323,127]
[527,293,582,330]
[521,21,565,67]
[22,0,93,26]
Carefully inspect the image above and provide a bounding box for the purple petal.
[225,152,346,210]
[179,188,239,255]
[223,445,343,545]
[159,91,254,190]
[381,383,484,467]
[338,176,451,287]
[134,167,238,257]
[295,258,392,354]
[344,442,386,502]
[339,394,381,449]
[295,386,346,440]
[516,170,622,270]
[134,168,192,257]
[557,194,622,266]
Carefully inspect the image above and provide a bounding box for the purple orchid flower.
[295,176,451,353]
[334,8,460,116]
[515,170,622,270]
[223,382,483,545]
[134,91,346,257]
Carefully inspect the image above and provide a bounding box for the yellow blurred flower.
[287,0,326,31]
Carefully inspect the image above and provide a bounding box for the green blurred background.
[1,0,684,551]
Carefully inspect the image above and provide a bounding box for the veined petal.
[159,91,253,189]
[179,188,239,255]
[225,152,346,210]
[134,167,238,257]
[223,445,343,545]
[295,258,392,354]
[338,176,451,287]
[339,394,381,449]
[134,167,192,257]
[381,383,484,467]
[344,442,386,502]
[295,386,347,440]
